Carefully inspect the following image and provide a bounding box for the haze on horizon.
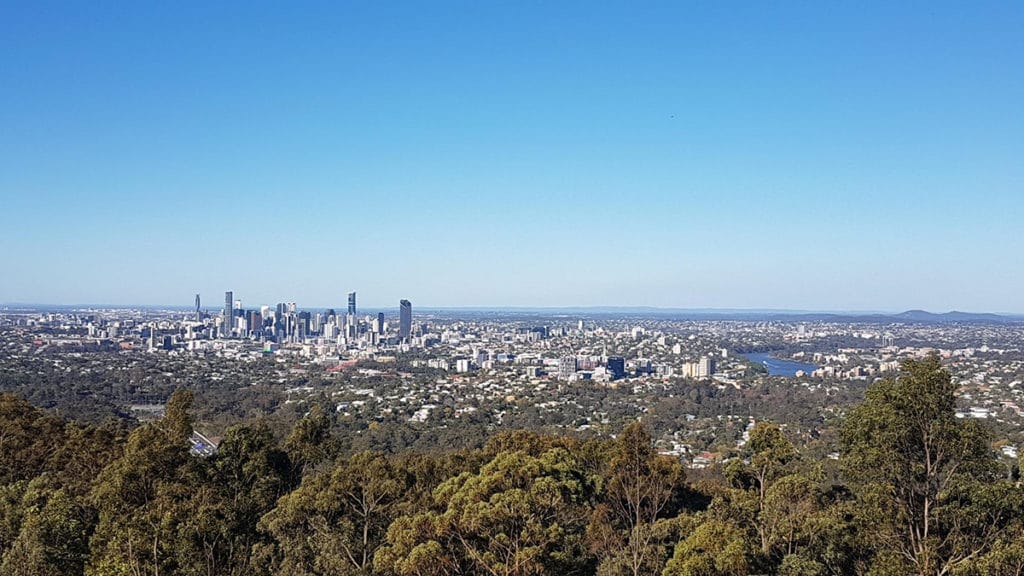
[1,2,1021,313]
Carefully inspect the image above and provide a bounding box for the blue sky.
[1,2,1022,311]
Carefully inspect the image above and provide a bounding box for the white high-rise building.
[698,356,716,379]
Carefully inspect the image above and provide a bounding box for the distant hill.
[892,310,1017,323]
[420,308,1024,324]
[407,307,1024,324]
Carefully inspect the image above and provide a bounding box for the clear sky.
[1,2,1022,312]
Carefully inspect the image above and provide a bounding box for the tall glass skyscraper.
[399,299,412,339]
[223,291,233,337]
[607,356,625,380]
[347,292,357,316]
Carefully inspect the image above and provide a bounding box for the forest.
[1,355,1023,576]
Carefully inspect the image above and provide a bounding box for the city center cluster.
[212,291,412,341]
[153,291,416,352]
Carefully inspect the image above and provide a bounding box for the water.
[742,353,818,377]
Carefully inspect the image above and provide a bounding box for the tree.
[0,394,65,484]
[86,390,200,576]
[662,517,750,576]
[283,406,339,479]
[589,422,686,576]
[0,481,28,560]
[0,480,92,576]
[259,451,404,575]
[47,419,129,497]
[760,473,824,559]
[163,388,195,445]
[376,447,595,576]
[777,553,825,576]
[924,480,1024,576]
[723,422,805,567]
[841,355,1003,576]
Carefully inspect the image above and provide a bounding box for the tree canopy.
[0,357,1021,576]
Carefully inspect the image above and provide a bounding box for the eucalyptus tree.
[841,355,1008,576]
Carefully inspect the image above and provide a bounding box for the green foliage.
[48,420,130,496]
[164,388,195,445]
[0,394,65,484]
[284,405,340,478]
[721,421,819,573]
[0,481,28,558]
[662,517,750,576]
[0,481,92,576]
[945,481,1024,576]
[778,553,825,576]
[85,391,200,576]
[760,473,825,558]
[377,446,596,576]
[0,355,1020,576]
[259,451,404,575]
[589,422,687,576]
[842,355,1006,575]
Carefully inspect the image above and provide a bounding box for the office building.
[248,311,262,337]
[698,356,716,379]
[607,356,625,380]
[399,299,412,339]
[222,291,233,337]
[347,292,357,316]
[558,356,577,380]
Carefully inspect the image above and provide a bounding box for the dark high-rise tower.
[223,291,233,337]
[347,292,357,316]
[607,356,625,380]
[399,299,412,339]
[195,294,201,322]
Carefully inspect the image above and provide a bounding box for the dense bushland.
[1,356,1021,576]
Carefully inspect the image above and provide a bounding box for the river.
[742,352,818,377]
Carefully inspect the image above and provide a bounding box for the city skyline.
[1,293,1020,315]
[2,3,1022,311]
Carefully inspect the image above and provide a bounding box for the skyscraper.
[399,299,412,339]
[698,356,716,379]
[223,291,233,337]
[558,356,577,381]
[607,356,625,380]
[195,294,201,322]
[347,292,357,316]
[248,311,262,337]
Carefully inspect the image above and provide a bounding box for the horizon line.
[2,302,1023,318]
